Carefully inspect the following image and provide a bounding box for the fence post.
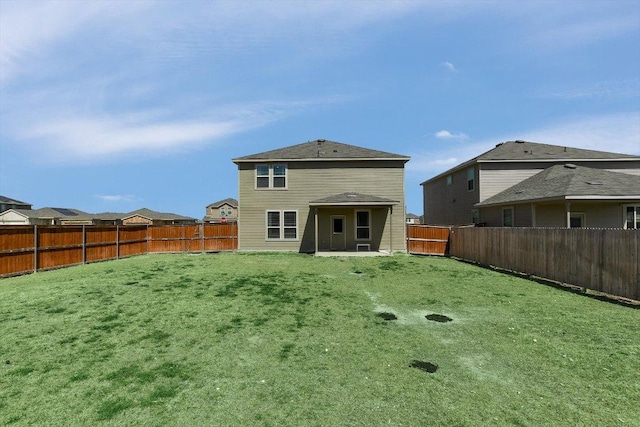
[33,225,38,273]
[200,223,204,252]
[116,225,120,260]
[146,225,150,254]
[82,225,86,264]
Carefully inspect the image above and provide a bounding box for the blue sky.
[1,0,639,219]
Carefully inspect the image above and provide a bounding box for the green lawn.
[1,253,638,426]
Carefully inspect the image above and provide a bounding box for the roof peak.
[233,139,410,162]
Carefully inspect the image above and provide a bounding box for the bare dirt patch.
[409,360,438,373]
[377,312,397,321]
[425,314,452,323]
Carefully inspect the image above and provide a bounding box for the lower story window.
[266,210,297,240]
[356,210,370,240]
[502,207,514,227]
[625,205,640,229]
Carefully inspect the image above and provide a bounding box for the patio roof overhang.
[309,192,399,207]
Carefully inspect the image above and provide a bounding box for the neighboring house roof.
[122,208,197,221]
[34,207,89,218]
[478,140,639,162]
[233,139,410,162]
[422,140,640,185]
[476,164,640,207]
[309,192,398,206]
[0,195,30,205]
[207,198,238,208]
[406,213,419,219]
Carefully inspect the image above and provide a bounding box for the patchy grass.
[0,252,638,426]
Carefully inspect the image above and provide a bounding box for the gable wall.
[422,165,479,226]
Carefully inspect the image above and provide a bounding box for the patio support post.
[314,207,319,254]
[565,201,571,228]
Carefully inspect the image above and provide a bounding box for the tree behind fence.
[0,224,238,277]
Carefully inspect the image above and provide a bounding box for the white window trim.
[355,209,371,241]
[623,204,640,229]
[502,206,514,227]
[265,209,298,241]
[255,163,288,190]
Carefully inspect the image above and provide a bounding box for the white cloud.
[11,97,346,164]
[440,62,457,73]
[435,130,468,140]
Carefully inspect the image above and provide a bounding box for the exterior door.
[330,215,346,250]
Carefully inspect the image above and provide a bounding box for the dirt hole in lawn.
[409,360,438,373]
[425,314,452,323]
[377,312,397,321]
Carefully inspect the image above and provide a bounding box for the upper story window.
[446,175,452,185]
[256,164,287,189]
[467,167,475,191]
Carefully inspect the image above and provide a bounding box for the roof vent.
[586,181,603,185]
[564,164,577,169]
[347,194,357,198]
[495,142,504,147]
[515,140,525,143]
[317,139,326,142]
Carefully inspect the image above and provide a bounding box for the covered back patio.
[308,193,399,254]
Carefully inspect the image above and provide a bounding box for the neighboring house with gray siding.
[233,139,410,252]
[0,196,32,213]
[421,140,640,227]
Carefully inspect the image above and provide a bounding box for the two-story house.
[203,198,238,224]
[421,140,640,228]
[232,139,410,253]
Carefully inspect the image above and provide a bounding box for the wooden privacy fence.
[0,223,238,277]
[449,227,640,301]
[406,225,450,256]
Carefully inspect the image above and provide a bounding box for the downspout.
[565,201,571,228]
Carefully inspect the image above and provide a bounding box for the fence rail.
[448,227,639,301]
[0,224,237,277]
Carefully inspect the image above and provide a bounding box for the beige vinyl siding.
[479,166,545,202]
[479,160,640,201]
[479,204,532,227]
[237,160,406,252]
[535,202,632,228]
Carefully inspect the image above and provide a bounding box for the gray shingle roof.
[478,141,639,161]
[0,195,30,205]
[476,164,640,207]
[309,192,398,206]
[123,208,197,221]
[233,139,410,162]
[207,198,238,208]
